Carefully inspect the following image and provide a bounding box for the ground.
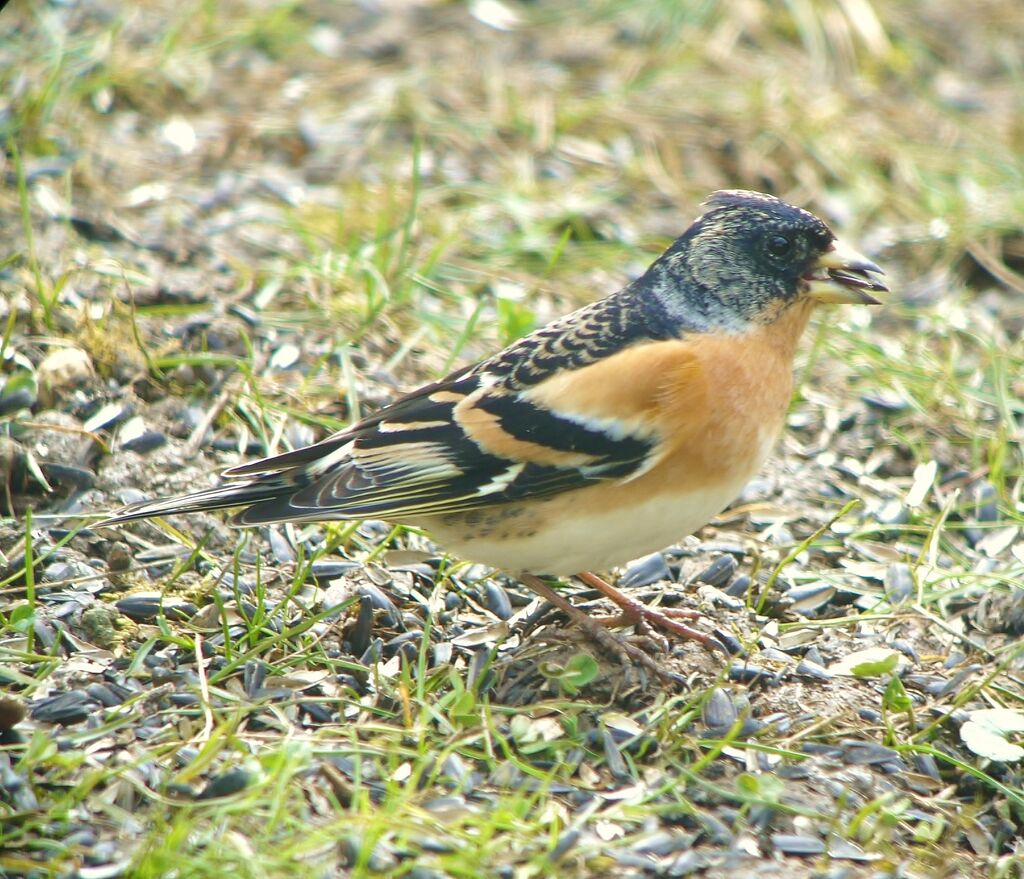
[1,0,1023,877]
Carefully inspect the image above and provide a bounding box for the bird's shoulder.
[472,280,680,390]
[366,280,724,459]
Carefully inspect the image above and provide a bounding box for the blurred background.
[2,0,1022,351]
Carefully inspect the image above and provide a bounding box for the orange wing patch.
[523,339,707,434]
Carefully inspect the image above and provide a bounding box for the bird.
[100,190,886,680]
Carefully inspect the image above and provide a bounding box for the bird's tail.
[96,477,289,526]
[97,434,357,527]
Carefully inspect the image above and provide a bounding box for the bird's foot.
[518,572,686,685]
[577,570,726,655]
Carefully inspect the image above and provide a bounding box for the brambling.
[101,190,885,679]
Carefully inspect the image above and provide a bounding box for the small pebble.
[105,542,133,572]
[0,696,27,731]
[43,560,97,584]
[37,347,95,406]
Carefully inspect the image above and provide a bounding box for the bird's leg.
[517,572,684,684]
[576,570,725,655]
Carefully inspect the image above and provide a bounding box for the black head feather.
[640,189,837,331]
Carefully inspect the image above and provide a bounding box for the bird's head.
[650,190,886,331]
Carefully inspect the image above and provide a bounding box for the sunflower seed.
[483,580,513,619]
[772,834,825,855]
[787,582,837,615]
[548,828,580,861]
[357,583,401,627]
[724,574,752,598]
[85,684,125,707]
[883,562,913,603]
[349,595,375,656]
[31,690,97,725]
[702,688,737,729]
[620,552,671,588]
[694,554,737,588]
[115,593,197,622]
[197,769,251,799]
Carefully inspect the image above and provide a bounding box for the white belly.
[431,477,751,576]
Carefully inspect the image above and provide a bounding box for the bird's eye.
[766,234,794,258]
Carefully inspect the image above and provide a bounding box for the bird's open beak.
[803,239,887,305]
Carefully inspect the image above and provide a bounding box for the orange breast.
[523,298,815,494]
[418,300,816,574]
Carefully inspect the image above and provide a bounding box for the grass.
[2,0,1024,876]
